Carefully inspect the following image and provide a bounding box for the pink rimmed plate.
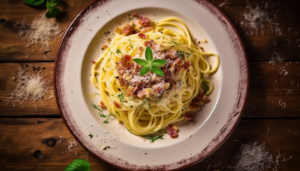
[54,0,249,170]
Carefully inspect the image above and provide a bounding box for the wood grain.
[0,118,299,170]
[0,0,300,61]
[1,62,299,117]
[0,0,92,61]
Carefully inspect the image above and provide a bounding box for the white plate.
[54,0,249,170]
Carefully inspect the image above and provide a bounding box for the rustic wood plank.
[213,0,300,61]
[0,0,92,61]
[0,0,300,61]
[1,61,300,117]
[0,118,299,170]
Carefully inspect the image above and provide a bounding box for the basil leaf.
[151,66,164,76]
[23,0,45,6]
[152,59,167,66]
[64,159,91,171]
[46,7,60,18]
[133,58,149,66]
[50,0,60,3]
[140,66,150,76]
[145,46,153,61]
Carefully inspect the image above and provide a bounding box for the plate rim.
[54,0,249,170]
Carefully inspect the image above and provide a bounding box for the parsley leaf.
[117,92,124,103]
[103,146,111,150]
[116,49,121,54]
[144,134,164,143]
[129,38,133,49]
[89,133,93,139]
[103,114,113,124]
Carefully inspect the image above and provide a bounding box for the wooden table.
[1,0,300,170]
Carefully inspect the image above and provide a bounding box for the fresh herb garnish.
[95,92,100,95]
[103,146,111,150]
[137,98,149,109]
[171,40,179,45]
[24,0,61,18]
[64,159,90,171]
[99,112,107,118]
[116,49,121,54]
[24,0,44,6]
[89,133,93,139]
[92,102,106,117]
[144,134,164,143]
[176,51,184,58]
[103,114,113,124]
[185,52,192,58]
[129,38,133,49]
[117,92,124,103]
[144,153,147,155]
[156,37,160,40]
[45,0,60,18]
[201,76,209,94]
[133,46,167,76]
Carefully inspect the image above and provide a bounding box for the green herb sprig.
[144,134,164,143]
[23,0,60,18]
[103,114,113,124]
[133,46,167,76]
[64,159,91,171]
[117,92,124,103]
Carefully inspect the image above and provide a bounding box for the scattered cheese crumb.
[6,68,49,105]
[241,2,282,36]
[16,13,62,54]
[229,142,274,171]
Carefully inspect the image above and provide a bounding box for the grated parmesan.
[5,67,49,105]
[16,13,62,56]
[229,142,274,171]
[241,1,282,36]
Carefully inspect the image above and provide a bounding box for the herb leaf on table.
[64,159,91,171]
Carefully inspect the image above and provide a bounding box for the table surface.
[1,0,300,170]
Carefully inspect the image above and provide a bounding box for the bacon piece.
[140,27,153,33]
[184,113,196,122]
[152,84,164,94]
[183,61,191,70]
[167,124,178,138]
[92,60,96,64]
[120,54,132,67]
[139,16,152,27]
[123,54,132,61]
[164,69,174,81]
[138,33,148,39]
[99,101,106,109]
[132,86,139,95]
[189,93,210,111]
[123,25,133,36]
[137,88,153,98]
[113,101,121,108]
[132,12,137,17]
[119,78,125,87]
[144,40,155,48]
[202,96,211,104]
[173,58,181,66]
[167,49,177,58]
[175,66,181,73]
